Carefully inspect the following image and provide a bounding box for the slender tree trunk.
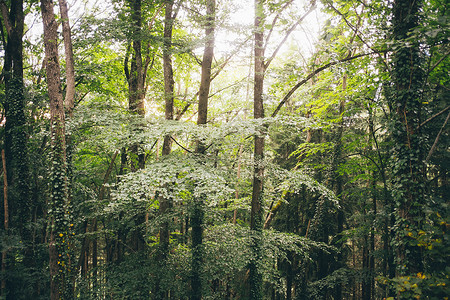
[249,1,265,299]
[368,103,395,296]
[122,0,147,258]
[156,2,175,298]
[160,0,174,255]
[58,0,75,116]
[57,2,77,294]
[196,0,215,127]
[1,150,8,297]
[233,144,243,224]
[127,0,145,116]
[370,177,377,299]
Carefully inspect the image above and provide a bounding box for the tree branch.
[264,0,295,51]
[175,36,252,121]
[326,1,390,72]
[170,136,192,153]
[211,35,252,81]
[418,105,450,129]
[428,50,450,75]
[0,1,12,36]
[264,4,315,70]
[425,110,450,163]
[271,52,373,117]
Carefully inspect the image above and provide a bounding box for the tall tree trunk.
[1,0,34,297]
[58,1,77,294]
[156,1,175,298]
[249,1,265,299]
[191,1,215,299]
[389,0,425,276]
[126,0,146,172]
[40,0,72,298]
[160,0,174,256]
[129,0,146,253]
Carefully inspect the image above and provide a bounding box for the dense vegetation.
[0,0,448,299]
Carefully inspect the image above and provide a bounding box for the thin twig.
[170,136,193,153]
[428,50,450,75]
[264,0,295,51]
[425,111,450,163]
[326,1,390,72]
[418,105,450,129]
[264,5,315,70]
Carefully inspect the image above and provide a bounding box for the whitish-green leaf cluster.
[107,155,233,214]
[271,166,340,208]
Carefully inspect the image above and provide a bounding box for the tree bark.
[191,1,215,299]
[40,0,72,298]
[249,1,265,299]
[159,0,175,258]
[155,2,175,298]
[127,0,145,115]
[126,0,146,172]
[58,0,75,116]
[389,0,425,276]
[196,0,215,128]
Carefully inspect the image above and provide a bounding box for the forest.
[0,0,448,299]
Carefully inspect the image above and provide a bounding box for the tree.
[249,0,316,297]
[40,0,74,297]
[388,0,426,276]
[191,1,215,298]
[248,0,265,298]
[155,0,176,298]
[0,0,33,297]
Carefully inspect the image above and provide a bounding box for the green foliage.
[2,0,448,298]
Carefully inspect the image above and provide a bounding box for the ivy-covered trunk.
[0,0,34,297]
[40,0,73,297]
[388,0,425,276]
